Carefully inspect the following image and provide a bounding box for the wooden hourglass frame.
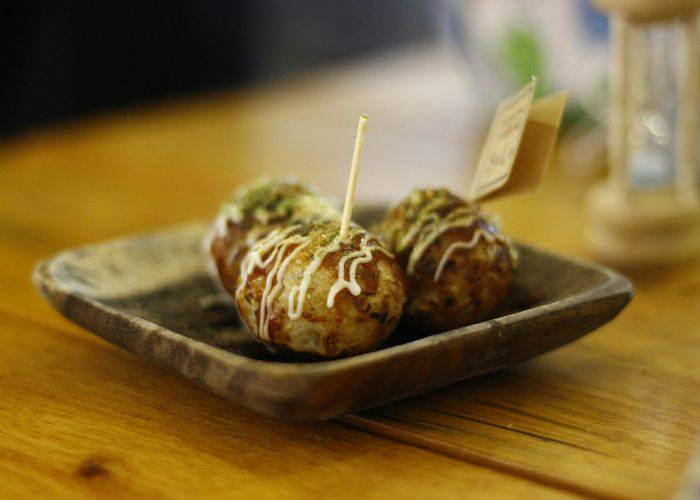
[586,0,700,265]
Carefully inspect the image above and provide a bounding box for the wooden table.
[1,48,699,499]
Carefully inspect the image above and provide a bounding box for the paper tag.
[469,80,567,201]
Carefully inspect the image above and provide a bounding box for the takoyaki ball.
[207,178,339,296]
[376,188,517,333]
[235,220,407,358]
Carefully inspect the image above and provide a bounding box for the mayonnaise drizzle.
[326,235,391,308]
[433,228,507,281]
[287,243,334,320]
[400,206,479,275]
[212,186,339,280]
[237,225,302,294]
[287,234,390,317]
[258,237,308,339]
[225,225,269,267]
[236,225,391,340]
[396,201,509,279]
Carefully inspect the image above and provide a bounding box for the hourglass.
[586,0,700,265]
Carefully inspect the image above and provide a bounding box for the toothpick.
[339,114,368,239]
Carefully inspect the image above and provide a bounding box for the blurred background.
[2,1,606,136]
[2,0,446,136]
[1,0,614,205]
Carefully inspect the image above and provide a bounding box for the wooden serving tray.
[33,218,632,421]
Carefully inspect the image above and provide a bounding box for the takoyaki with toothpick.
[236,116,406,357]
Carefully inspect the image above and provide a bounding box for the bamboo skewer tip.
[339,115,368,240]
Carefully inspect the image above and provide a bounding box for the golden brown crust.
[235,221,407,358]
[377,188,516,333]
[402,225,514,332]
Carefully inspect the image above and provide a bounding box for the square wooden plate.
[33,214,632,421]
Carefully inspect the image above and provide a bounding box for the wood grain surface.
[1,48,699,498]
